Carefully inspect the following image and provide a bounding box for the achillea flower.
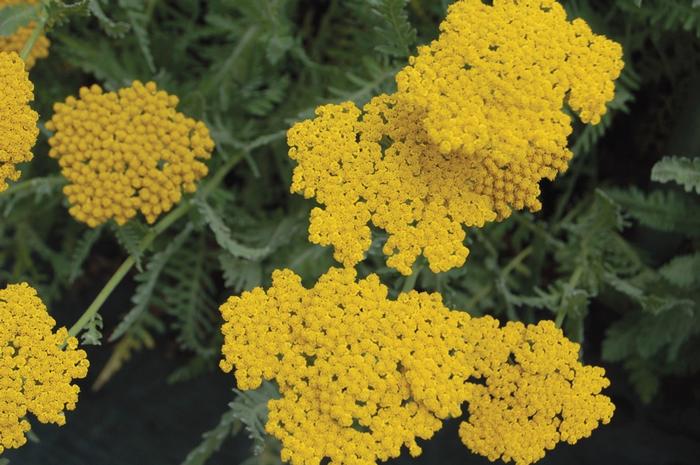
[0,1,50,69]
[288,0,623,275]
[459,320,615,465]
[46,81,215,226]
[396,0,623,217]
[0,283,89,454]
[219,268,614,465]
[0,51,38,192]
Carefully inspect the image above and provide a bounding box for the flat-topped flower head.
[0,283,89,454]
[0,51,38,192]
[288,0,623,274]
[0,1,50,69]
[396,0,623,218]
[219,268,614,465]
[289,96,497,275]
[459,320,615,465]
[46,81,215,226]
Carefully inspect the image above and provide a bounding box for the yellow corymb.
[219,268,614,465]
[0,51,38,192]
[0,283,89,454]
[288,0,623,275]
[46,81,215,227]
[0,0,50,69]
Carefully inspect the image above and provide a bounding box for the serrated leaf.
[195,198,272,261]
[659,253,700,288]
[88,0,130,37]
[0,3,38,36]
[160,234,218,356]
[68,226,104,284]
[81,313,103,346]
[118,0,156,72]
[231,382,280,454]
[370,0,417,57]
[110,225,192,341]
[45,0,90,29]
[113,220,149,270]
[651,156,700,194]
[607,187,700,235]
[218,253,263,292]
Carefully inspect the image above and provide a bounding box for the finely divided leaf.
[195,198,272,261]
[651,156,700,194]
[110,225,193,341]
[607,187,700,235]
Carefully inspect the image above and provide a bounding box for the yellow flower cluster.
[0,283,89,454]
[219,268,614,465]
[288,0,623,274]
[0,51,38,192]
[46,81,215,226]
[459,320,615,465]
[0,0,50,69]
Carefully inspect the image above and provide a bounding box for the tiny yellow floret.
[0,51,38,192]
[46,81,215,226]
[288,0,623,274]
[219,268,614,465]
[0,1,50,69]
[0,283,89,454]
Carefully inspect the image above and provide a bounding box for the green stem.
[500,245,533,278]
[555,266,583,329]
[68,153,244,338]
[401,263,423,293]
[19,11,46,62]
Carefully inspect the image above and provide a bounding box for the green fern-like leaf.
[231,382,280,454]
[160,234,218,356]
[118,0,156,72]
[659,252,700,288]
[196,198,272,261]
[113,220,149,269]
[81,313,104,346]
[68,226,104,284]
[607,187,700,235]
[87,0,130,37]
[218,253,263,292]
[651,156,700,194]
[110,225,193,341]
[369,0,417,57]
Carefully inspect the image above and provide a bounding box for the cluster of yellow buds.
[0,283,89,454]
[46,81,215,226]
[0,51,38,192]
[219,268,614,465]
[288,0,623,274]
[0,1,50,69]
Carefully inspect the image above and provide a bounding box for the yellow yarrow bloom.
[46,81,215,226]
[0,1,50,69]
[396,0,623,216]
[459,320,615,465]
[0,51,38,192]
[0,283,89,454]
[288,0,623,275]
[219,268,614,465]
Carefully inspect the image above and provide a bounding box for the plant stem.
[555,266,583,329]
[19,10,46,62]
[68,153,244,338]
[401,263,423,292]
